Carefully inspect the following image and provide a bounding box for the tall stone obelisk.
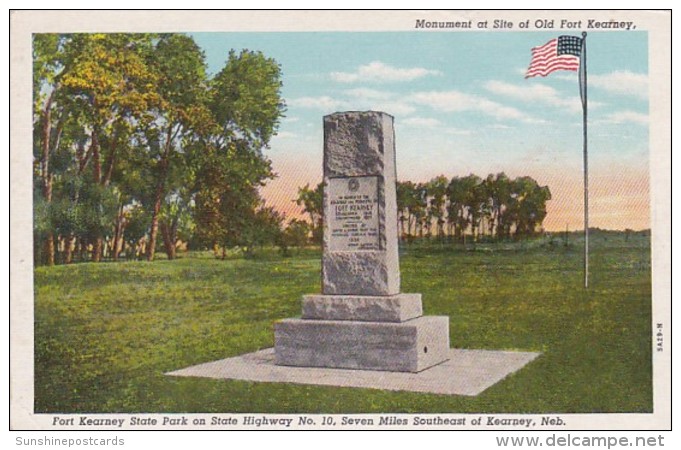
[274,111,450,372]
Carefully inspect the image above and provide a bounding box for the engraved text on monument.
[327,176,380,252]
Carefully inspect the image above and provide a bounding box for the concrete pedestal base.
[275,316,449,372]
[167,348,540,396]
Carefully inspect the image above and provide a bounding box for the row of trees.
[33,33,286,266]
[296,172,552,243]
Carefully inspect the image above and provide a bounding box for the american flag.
[525,35,582,78]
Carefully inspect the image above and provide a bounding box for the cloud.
[552,73,578,82]
[288,92,415,117]
[485,80,583,114]
[444,128,473,136]
[331,61,441,83]
[343,88,416,115]
[373,102,416,116]
[408,90,540,123]
[344,87,394,100]
[401,117,442,128]
[287,96,348,111]
[589,71,648,99]
[273,131,297,139]
[556,71,647,100]
[599,110,648,125]
[400,116,472,135]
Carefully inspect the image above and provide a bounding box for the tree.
[121,203,150,260]
[460,174,484,242]
[33,34,70,265]
[279,219,312,256]
[159,188,195,260]
[408,182,427,238]
[511,176,552,238]
[209,49,285,150]
[33,34,287,266]
[59,33,161,262]
[193,49,286,255]
[193,141,274,256]
[241,206,284,257]
[427,175,449,240]
[143,34,211,261]
[446,176,469,241]
[396,180,419,239]
[480,172,512,240]
[295,182,323,244]
[33,34,158,263]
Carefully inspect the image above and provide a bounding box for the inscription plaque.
[327,176,380,252]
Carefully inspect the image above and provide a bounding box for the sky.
[192,31,649,232]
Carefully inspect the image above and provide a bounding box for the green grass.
[34,232,652,413]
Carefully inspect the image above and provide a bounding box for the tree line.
[297,172,552,243]
[33,33,286,265]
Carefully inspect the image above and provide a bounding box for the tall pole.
[580,32,589,288]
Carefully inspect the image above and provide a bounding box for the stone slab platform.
[167,348,540,396]
[275,316,449,372]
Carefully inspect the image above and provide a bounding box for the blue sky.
[192,31,649,231]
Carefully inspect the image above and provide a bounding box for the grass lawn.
[33,232,652,413]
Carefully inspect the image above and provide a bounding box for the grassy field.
[33,231,652,413]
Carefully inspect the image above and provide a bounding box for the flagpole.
[580,32,589,289]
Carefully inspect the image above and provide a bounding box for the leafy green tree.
[511,176,552,237]
[159,188,195,260]
[59,33,161,261]
[446,176,468,241]
[427,175,449,240]
[460,174,484,242]
[209,49,285,151]
[295,182,323,244]
[396,181,416,238]
[413,182,429,238]
[33,34,71,265]
[241,206,284,257]
[143,34,211,261]
[279,219,312,256]
[192,49,285,256]
[122,203,150,260]
[193,143,269,256]
[487,173,513,239]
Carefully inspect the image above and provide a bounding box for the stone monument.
[171,111,539,395]
[274,111,450,372]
